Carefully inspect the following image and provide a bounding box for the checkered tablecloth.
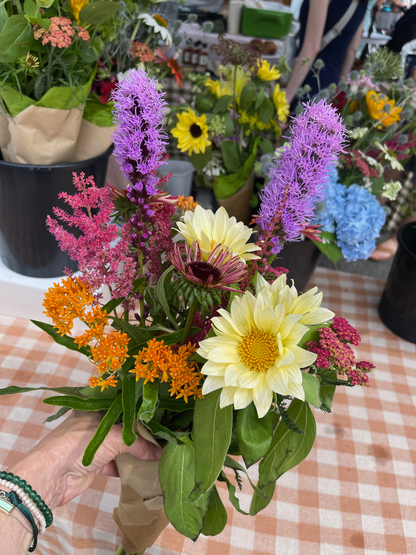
[1,268,416,555]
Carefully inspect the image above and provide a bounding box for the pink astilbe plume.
[47,173,137,304]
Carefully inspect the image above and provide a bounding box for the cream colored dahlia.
[198,274,335,418]
[176,205,260,262]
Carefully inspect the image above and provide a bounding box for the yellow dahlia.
[366,90,401,128]
[204,78,231,99]
[273,84,289,123]
[171,108,211,155]
[198,274,335,418]
[257,59,281,81]
[176,205,260,262]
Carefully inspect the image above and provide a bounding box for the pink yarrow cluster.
[34,17,89,48]
[307,317,374,386]
[46,173,137,305]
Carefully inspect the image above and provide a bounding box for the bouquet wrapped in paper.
[1,70,375,554]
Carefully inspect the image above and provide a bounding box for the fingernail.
[154,445,163,460]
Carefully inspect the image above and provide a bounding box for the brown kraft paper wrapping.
[1,105,85,165]
[72,119,115,162]
[113,423,168,554]
[106,153,130,191]
[0,112,11,161]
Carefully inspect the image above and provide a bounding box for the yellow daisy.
[171,108,212,155]
[198,274,335,418]
[272,84,289,123]
[257,59,281,81]
[176,205,260,262]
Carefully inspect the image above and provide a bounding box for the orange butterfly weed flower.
[177,195,198,214]
[43,276,96,335]
[90,331,130,374]
[130,339,203,401]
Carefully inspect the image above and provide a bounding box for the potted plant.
[169,35,289,225]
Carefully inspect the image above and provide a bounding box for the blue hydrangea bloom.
[314,171,386,262]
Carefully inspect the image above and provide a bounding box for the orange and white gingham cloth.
[1,268,416,555]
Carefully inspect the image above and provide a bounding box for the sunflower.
[171,108,212,155]
[272,84,289,123]
[176,205,260,262]
[366,90,401,128]
[198,274,335,418]
[138,13,172,45]
[257,59,281,81]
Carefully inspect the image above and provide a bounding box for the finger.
[124,435,162,461]
[100,460,119,477]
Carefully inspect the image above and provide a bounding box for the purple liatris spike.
[112,69,168,184]
[257,100,347,254]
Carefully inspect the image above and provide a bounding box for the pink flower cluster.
[307,317,374,387]
[47,173,137,306]
[34,17,89,48]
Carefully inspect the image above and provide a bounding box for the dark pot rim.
[397,222,416,260]
[0,145,113,171]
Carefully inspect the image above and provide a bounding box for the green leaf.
[144,419,187,445]
[79,1,121,26]
[35,0,54,7]
[158,396,195,412]
[249,481,275,516]
[195,93,215,113]
[101,296,123,315]
[254,88,266,111]
[190,149,212,173]
[31,320,91,358]
[0,15,33,63]
[192,390,233,499]
[0,5,8,33]
[137,380,159,424]
[159,440,210,540]
[156,266,179,329]
[82,395,123,466]
[312,231,342,265]
[240,83,256,112]
[250,400,316,515]
[213,95,232,114]
[258,96,274,124]
[44,406,71,423]
[297,324,327,349]
[302,373,321,408]
[43,395,114,411]
[319,369,337,411]
[259,138,274,154]
[0,385,85,397]
[217,471,249,515]
[220,140,241,173]
[252,400,316,512]
[111,318,146,344]
[201,485,227,536]
[236,403,272,467]
[223,456,266,497]
[223,113,234,138]
[122,376,138,447]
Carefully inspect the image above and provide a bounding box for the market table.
[1,267,416,555]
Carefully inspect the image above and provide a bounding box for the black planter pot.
[0,147,112,278]
[378,222,416,343]
[274,239,321,292]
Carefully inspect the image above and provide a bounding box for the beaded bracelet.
[0,478,46,534]
[0,490,38,552]
[0,472,53,531]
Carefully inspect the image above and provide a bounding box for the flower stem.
[114,545,126,555]
[138,249,145,327]
[180,297,198,346]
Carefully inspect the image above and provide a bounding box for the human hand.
[6,411,162,510]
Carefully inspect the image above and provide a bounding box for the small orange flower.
[178,195,198,214]
[89,376,99,388]
[90,331,130,374]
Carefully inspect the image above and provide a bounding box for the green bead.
[11,476,19,484]
[24,485,30,493]
[20,479,26,486]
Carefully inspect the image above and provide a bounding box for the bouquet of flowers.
[169,35,289,225]
[0,0,122,164]
[288,50,416,262]
[0,70,375,554]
